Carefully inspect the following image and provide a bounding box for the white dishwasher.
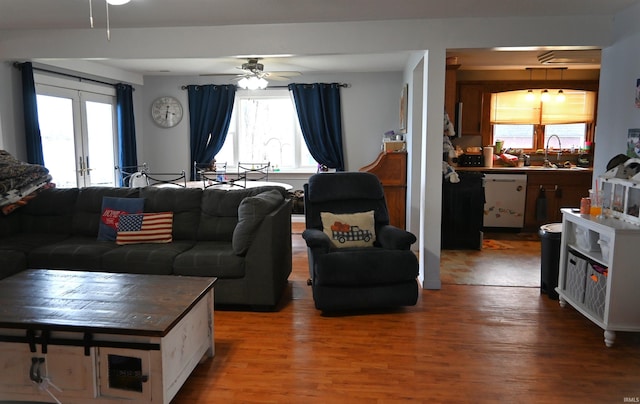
[483,173,527,228]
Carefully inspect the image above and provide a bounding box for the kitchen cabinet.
[557,209,640,347]
[523,170,592,231]
[442,171,484,249]
[457,83,484,137]
[444,64,459,121]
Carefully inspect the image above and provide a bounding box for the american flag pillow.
[116,212,173,245]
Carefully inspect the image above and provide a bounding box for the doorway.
[35,77,117,188]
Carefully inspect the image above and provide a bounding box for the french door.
[35,78,117,188]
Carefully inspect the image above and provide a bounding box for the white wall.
[137,72,402,191]
[0,62,25,157]
[593,3,640,177]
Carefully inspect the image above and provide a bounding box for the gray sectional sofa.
[0,185,292,310]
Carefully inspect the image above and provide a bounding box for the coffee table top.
[0,269,216,337]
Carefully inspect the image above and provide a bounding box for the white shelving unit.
[557,208,640,347]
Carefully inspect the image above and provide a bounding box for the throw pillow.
[232,189,284,255]
[320,210,376,248]
[97,197,145,241]
[116,211,174,245]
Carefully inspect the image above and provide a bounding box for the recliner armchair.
[303,172,419,312]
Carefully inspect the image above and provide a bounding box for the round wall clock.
[151,96,183,128]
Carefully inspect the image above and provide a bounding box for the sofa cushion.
[314,248,418,286]
[19,187,79,235]
[97,196,145,241]
[100,240,195,275]
[232,190,285,255]
[198,186,288,241]
[139,187,202,240]
[116,212,173,245]
[174,241,245,278]
[73,187,140,237]
[0,233,71,253]
[320,210,376,248]
[28,236,121,271]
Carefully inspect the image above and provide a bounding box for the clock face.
[151,96,183,128]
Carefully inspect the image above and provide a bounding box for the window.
[35,75,117,188]
[490,89,595,152]
[493,123,587,151]
[215,89,315,171]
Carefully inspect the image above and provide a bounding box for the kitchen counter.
[454,166,593,174]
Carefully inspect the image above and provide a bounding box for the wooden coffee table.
[0,269,216,404]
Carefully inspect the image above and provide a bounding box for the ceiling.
[3,0,638,76]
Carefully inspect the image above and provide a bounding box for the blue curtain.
[187,84,236,180]
[288,83,344,171]
[20,62,45,165]
[115,83,138,186]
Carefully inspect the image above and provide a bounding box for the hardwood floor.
[172,227,640,403]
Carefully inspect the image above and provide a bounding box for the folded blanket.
[0,150,50,195]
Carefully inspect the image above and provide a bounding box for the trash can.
[539,223,562,299]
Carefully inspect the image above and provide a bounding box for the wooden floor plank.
[172,230,640,403]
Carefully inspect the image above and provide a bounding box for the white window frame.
[219,89,316,173]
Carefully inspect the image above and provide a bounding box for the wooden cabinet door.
[0,343,96,400]
[524,172,592,231]
[458,84,484,136]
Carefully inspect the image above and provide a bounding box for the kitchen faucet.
[544,134,562,168]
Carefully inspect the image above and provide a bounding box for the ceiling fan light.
[257,77,269,89]
[106,0,131,5]
[238,76,268,90]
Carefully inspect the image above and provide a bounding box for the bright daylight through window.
[215,89,316,171]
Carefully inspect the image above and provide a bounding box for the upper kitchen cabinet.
[458,83,485,137]
[445,64,460,121]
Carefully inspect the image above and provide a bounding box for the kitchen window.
[493,123,588,151]
[214,89,316,171]
[490,89,596,151]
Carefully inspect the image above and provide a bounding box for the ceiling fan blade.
[265,71,302,78]
[199,73,243,77]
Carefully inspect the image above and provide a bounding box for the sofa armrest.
[377,225,416,250]
[240,198,293,308]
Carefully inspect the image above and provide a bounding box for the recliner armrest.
[377,225,416,250]
[302,228,334,254]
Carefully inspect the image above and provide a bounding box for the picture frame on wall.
[399,84,408,134]
[627,128,640,158]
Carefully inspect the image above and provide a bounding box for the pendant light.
[525,68,535,101]
[540,89,551,102]
[556,68,566,103]
[540,69,550,102]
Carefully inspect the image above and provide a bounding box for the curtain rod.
[181,83,350,90]
[13,62,122,88]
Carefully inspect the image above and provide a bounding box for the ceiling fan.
[202,58,301,89]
